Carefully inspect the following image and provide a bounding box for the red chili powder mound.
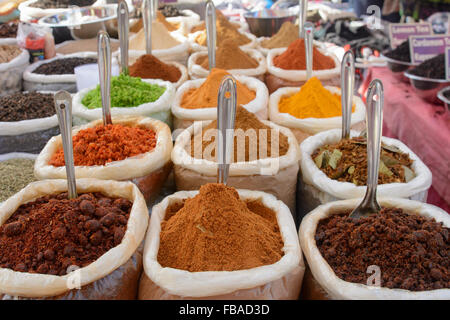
[49,124,157,167]
[273,38,335,70]
[157,183,284,272]
[0,192,132,275]
[129,54,181,83]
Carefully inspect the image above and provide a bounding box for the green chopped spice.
[81,74,166,109]
[0,158,36,202]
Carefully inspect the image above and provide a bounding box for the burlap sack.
[297,129,433,218]
[171,120,300,213]
[0,46,29,96]
[265,47,341,94]
[72,78,175,125]
[171,75,269,131]
[299,197,450,300]
[269,86,366,144]
[188,49,266,81]
[34,116,173,203]
[188,30,257,53]
[138,189,304,300]
[0,178,148,299]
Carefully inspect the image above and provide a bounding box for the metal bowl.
[244,9,297,38]
[381,54,418,83]
[404,71,450,104]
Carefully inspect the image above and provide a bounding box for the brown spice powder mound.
[316,208,449,291]
[129,54,181,82]
[189,106,290,162]
[0,192,132,276]
[312,137,414,185]
[157,183,284,272]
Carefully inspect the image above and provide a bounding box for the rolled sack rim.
[299,197,450,300]
[171,74,268,120]
[299,129,433,199]
[0,178,148,298]
[268,86,366,134]
[188,29,257,53]
[34,115,173,181]
[143,189,303,298]
[171,119,300,176]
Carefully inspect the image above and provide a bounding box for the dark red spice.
[0,192,132,275]
[129,54,181,83]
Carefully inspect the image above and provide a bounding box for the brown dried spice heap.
[316,207,449,291]
[312,137,414,185]
[0,192,132,275]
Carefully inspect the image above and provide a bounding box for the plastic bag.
[188,49,267,80]
[138,189,304,300]
[72,78,175,125]
[126,50,188,89]
[0,178,148,299]
[269,86,366,143]
[299,197,450,300]
[171,120,300,213]
[297,129,433,218]
[34,116,173,203]
[22,52,99,93]
[0,46,29,96]
[188,30,257,53]
[16,22,55,63]
[171,75,268,130]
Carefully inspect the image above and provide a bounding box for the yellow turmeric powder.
[278,77,354,119]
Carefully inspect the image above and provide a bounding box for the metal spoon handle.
[118,0,129,75]
[151,0,157,18]
[98,30,112,126]
[54,90,77,199]
[304,22,314,80]
[205,0,216,70]
[217,75,237,185]
[341,50,355,139]
[362,79,384,210]
[142,0,152,54]
[298,0,308,38]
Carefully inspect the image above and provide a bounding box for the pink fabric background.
[360,67,449,213]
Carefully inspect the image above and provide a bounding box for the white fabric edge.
[0,46,29,72]
[34,115,172,181]
[299,129,433,199]
[171,120,300,176]
[0,178,148,298]
[144,189,303,298]
[269,86,366,134]
[171,75,268,121]
[299,197,450,300]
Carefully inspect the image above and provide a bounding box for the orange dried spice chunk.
[49,124,157,167]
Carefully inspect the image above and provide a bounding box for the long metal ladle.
[216,75,237,184]
[54,90,77,199]
[349,79,384,219]
[97,30,112,125]
[205,0,216,70]
[304,22,314,80]
[142,0,153,54]
[118,0,129,75]
[298,0,308,38]
[341,50,355,139]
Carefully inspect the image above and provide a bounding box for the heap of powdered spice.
[316,208,449,291]
[260,21,299,49]
[273,39,335,70]
[0,192,132,275]
[181,68,255,109]
[278,77,354,119]
[190,106,290,162]
[196,39,259,70]
[0,158,36,203]
[190,10,237,33]
[129,21,180,51]
[129,54,181,82]
[157,183,284,272]
[49,124,157,167]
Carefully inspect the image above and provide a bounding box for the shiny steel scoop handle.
[304,22,314,80]
[54,90,77,199]
[341,50,355,139]
[298,0,308,38]
[350,79,384,219]
[205,0,216,70]
[216,75,237,185]
[118,0,129,75]
[97,30,112,126]
[142,0,152,54]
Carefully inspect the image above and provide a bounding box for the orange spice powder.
[49,124,157,167]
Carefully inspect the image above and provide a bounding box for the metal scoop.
[117,0,129,75]
[97,30,112,125]
[216,75,237,184]
[349,79,384,219]
[205,0,216,70]
[142,0,152,54]
[298,0,308,38]
[304,22,314,80]
[341,50,355,139]
[54,90,77,199]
